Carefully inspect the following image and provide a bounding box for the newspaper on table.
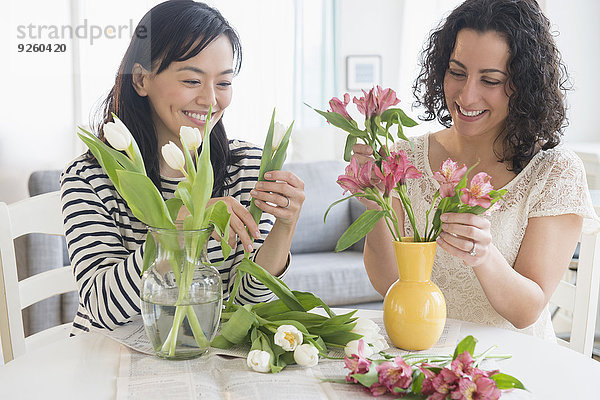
[109,313,463,400]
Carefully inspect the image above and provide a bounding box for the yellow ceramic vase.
[383,238,446,350]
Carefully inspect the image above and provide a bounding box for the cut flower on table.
[331,335,526,399]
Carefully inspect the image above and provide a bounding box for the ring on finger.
[282,196,291,209]
[468,241,477,257]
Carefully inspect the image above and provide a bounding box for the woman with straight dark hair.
[60,0,305,334]
[353,0,596,340]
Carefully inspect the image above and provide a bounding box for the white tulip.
[272,122,287,151]
[351,317,380,338]
[161,141,186,172]
[344,339,374,358]
[293,344,319,368]
[103,119,132,151]
[179,126,202,150]
[247,350,271,373]
[273,324,303,351]
[369,335,390,353]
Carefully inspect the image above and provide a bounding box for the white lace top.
[393,133,596,341]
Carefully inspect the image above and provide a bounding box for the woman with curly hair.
[354,0,596,340]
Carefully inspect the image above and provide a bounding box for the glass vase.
[140,227,222,360]
[383,238,447,350]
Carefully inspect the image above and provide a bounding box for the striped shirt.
[60,139,281,334]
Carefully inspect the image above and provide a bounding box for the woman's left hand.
[436,212,492,267]
[250,170,305,226]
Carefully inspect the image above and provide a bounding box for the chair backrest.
[0,191,77,363]
[550,218,600,356]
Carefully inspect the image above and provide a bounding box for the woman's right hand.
[176,197,260,253]
[351,143,383,209]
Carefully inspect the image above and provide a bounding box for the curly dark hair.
[413,0,570,173]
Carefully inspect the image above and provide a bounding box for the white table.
[1,310,599,399]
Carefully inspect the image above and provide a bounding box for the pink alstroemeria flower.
[353,85,400,119]
[460,172,494,208]
[451,376,501,400]
[328,93,352,120]
[450,351,475,377]
[367,383,388,397]
[353,88,378,119]
[376,356,413,393]
[344,339,372,384]
[374,85,401,115]
[420,366,460,400]
[377,150,422,196]
[433,158,467,198]
[337,158,375,195]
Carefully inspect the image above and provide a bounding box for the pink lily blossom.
[376,150,422,196]
[353,85,400,119]
[328,93,352,120]
[460,172,494,208]
[433,158,467,198]
[337,158,375,195]
[344,339,372,384]
[376,356,413,393]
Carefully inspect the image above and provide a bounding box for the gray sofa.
[21,161,382,336]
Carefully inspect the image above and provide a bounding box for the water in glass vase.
[141,293,221,360]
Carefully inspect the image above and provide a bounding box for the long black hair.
[95,0,243,195]
[413,0,570,173]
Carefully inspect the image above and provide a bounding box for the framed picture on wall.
[346,55,381,91]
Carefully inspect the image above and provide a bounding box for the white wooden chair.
[550,218,600,356]
[0,191,77,364]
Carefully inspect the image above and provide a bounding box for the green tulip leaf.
[270,121,294,171]
[140,232,156,275]
[115,170,175,229]
[335,210,387,252]
[210,334,233,349]
[190,106,214,227]
[165,198,183,222]
[237,257,304,312]
[321,331,363,347]
[220,305,258,344]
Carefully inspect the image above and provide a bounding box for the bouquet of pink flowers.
[311,86,506,250]
[338,335,526,399]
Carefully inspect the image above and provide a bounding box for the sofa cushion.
[285,161,352,253]
[283,251,382,306]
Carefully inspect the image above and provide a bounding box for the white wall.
[1,0,598,204]
[545,0,600,144]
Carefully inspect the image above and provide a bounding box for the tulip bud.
[179,126,202,150]
[247,349,271,373]
[103,119,132,151]
[274,324,303,351]
[293,344,319,367]
[272,122,287,151]
[344,339,374,358]
[161,141,186,172]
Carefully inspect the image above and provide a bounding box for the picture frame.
[346,55,382,91]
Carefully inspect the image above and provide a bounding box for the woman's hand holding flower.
[206,196,261,253]
[250,170,305,227]
[436,212,493,267]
